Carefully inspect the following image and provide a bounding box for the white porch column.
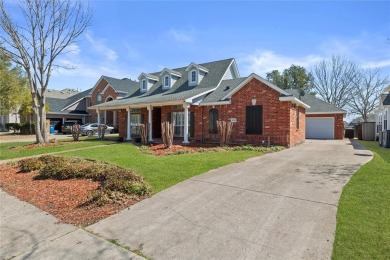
[113,111,117,127]
[147,106,153,142]
[126,108,132,140]
[183,103,190,144]
[96,109,100,125]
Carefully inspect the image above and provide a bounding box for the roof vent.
[224,86,230,91]
[122,78,128,80]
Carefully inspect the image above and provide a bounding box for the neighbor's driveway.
[89,139,372,260]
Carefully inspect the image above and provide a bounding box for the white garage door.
[306,117,334,139]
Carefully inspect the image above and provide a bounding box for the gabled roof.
[185,62,209,73]
[138,73,159,81]
[102,76,139,93]
[200,77,248,104]
[92,58,235,109]
[46,98,69,113]
[285,89,346,114]
[380,93,390,106]
[159,68,182,77]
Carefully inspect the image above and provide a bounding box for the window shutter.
[246,105,262,134]
[209,109,218,133]
[167,112,172,123]
[141,114,145,124]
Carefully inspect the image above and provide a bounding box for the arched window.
[209,108,218,133]
[191,70,197,83]
[164,75,169,88]
[141,79,147,91]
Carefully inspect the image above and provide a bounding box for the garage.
[306,117,334,139]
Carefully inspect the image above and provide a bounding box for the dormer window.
[191,70,197,83]
[164,75,169,88]
[141,79,146,91]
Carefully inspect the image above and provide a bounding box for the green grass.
[60,143,262,193]
[0,138,113,160]
[332,141,390,259]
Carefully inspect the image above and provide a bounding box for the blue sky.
[8,0,390,91]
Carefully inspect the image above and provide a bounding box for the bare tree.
[311,56,359,109]
[0,0,91,143]
[349,68,388,122]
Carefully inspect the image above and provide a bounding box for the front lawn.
[60,143,263,193]
[0,138,112,160]
[332,141,390,259]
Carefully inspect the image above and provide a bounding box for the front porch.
[96,103,195,145]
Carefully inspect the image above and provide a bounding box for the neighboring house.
[46,88,91,129]
[285,90,346,139]
[87,76,139,128]
[375,90,390,148]
[90,58,310,146]
[0,111,20,131]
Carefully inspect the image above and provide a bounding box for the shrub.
[18,157,45,172]
[20,155,152,206]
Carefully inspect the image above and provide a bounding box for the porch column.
[96,109,100,125]
[113,111,117,127]
[183,103,190,144]
[104,111,107,124]
[147,106,153,142]
[126,108,132,140]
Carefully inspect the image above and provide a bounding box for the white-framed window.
[190,70,197,83]
[141,79,147,91]
[172,112,190,137]
[130,114,142,135]
[97,94,102,104]
[164,75,170,88]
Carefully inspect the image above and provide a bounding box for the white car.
[80,123,114,136]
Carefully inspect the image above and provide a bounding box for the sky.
[5,0,390,92]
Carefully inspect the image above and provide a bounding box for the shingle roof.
[46,98,69,113]
[381,93,390,106]
[285,89,346,114]
[93,58,234,108]
[44,88,79,99]
[47,88,92,112]
[102,76,139,93]
[200,77,247,104]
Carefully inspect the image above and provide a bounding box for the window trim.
[164,75,170,88]
[141,79,147,91]
[190,70,197,83]
[97,94,102,104]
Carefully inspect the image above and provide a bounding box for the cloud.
[362,59,390,69]
[85,32,118,61]
[64,43,81,55]
[240,50,323,76]
[168,28,194,43]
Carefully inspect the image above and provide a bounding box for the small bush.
[19,155,152,206]
[18,157,45,172]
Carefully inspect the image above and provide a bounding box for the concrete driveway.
[89,139,372,260]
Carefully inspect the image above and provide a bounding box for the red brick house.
[91,58,309,146]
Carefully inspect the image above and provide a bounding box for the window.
[171,112,190,137]
[209,109,218,133]
[130,114,142,135]
[141,79,147,91]
[246,105,263,135]
[164,75,169,88]
[385,111,388,131]
[97,94,102,104]
[191,70,197,83]
[296,107,300,129]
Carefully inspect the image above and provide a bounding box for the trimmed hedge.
[5,123,35,134]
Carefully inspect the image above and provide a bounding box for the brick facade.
[88,78,119,124]
[306,113,344,139]
[117,78,306,147]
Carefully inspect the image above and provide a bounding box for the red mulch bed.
[0,164,143,226]
[148,143,220,156]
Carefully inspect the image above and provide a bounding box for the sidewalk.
[0,189,144,260]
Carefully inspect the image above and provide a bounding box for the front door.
[152,107,162,138]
